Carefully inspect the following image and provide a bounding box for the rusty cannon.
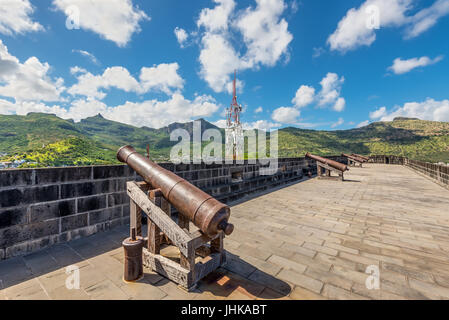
[118,145,233,290]
[352,154,370,162]
[117,145,233,237]
[342,153,365,167]
[306,153,348,181]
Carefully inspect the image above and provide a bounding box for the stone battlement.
[0,156,347,260]
[2,154,446,261]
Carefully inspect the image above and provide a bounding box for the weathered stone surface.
[107,192,127,207]
[61,214,88,232]
[1,162,449,301]
[0,170,34,188]
[77,195,107,213]
[35,167,92,184]
[0,207,28,228]
[30,200,76,222]
[89,207,121,225]
[61,180,115,199]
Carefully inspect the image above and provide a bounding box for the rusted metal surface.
[352,154,369,162]
[342,153,365,163]
[305,153,348,172]
[122,228,144,282]
[117,145,234,237]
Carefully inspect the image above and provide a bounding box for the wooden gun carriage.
[118,146,233,291]
[342,153,365,168]
[306,153,349,181]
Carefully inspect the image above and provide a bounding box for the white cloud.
[72,49,100,65]
[333,97,346,112]
[379,98,449,122]
[312,47,325,58]
[197,0,235,32]
[1,93,221,129]
[196,0,292,93]
[225,78,244,95]
[236,0,293,67]
[199,33,241,93]
[102,94,220,128]
[68,66,139,100]
[174,27,188,47]
[242,120,280,131]
[212,119,228,128]
[68,63,184,99]
[388,55,443,74]
[287,73,346,113]
[317,73,345,111]
[139,63,184,94]
[328,0,412,52]
[70,66,87,75]
[255,106,263,113]
[292,85,315,108]
[328,0,449,52]
[369,106,387,119]
[357,120,370,128]
[0,40,65,102]
[271,106,300,124]
[405,0,449,39]
[53,0,149,47]
[0,0,44,35]
[331,117,344,128]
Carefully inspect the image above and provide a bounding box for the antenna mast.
[225,70,244,161]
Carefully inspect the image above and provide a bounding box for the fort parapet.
[1,154,446,261]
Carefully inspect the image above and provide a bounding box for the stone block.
[29,220,60,239]
[32,185,60,203]
[0,189,25,208]
[89,207,121,225]
[30,199,76,222]
[34,167,92,184]
[107,192,127,207]
[0,170,34,188]
[77,195,107,213]
[61,180,115,199]
[93,165,134,180]
[0,207,28,229]
[0,225,30,248]
[61,213,88,232]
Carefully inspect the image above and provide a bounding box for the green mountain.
[278,118,449,162]
[0,113,448,167]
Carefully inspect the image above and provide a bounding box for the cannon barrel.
[305,153,348,172]
[352,154,369,162]
[342,153,366,163]
[117,146,234,237]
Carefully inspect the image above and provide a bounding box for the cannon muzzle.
[117,146,234,237]
[306,153,348,172]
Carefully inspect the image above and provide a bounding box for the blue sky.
[0,0,448,131]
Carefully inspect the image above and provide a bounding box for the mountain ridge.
[1,113,448,167]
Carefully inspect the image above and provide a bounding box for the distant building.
[0,162,12,169]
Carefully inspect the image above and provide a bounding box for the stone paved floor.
[1,164,449,300]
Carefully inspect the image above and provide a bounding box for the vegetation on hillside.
[0,113,448,167]
[3,137,118,167]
